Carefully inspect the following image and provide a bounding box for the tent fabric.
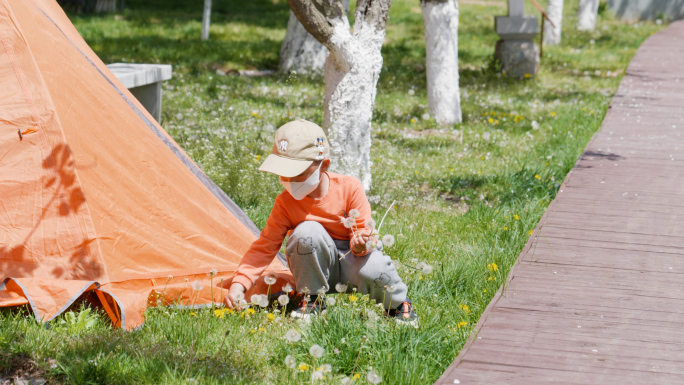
[0,0,292,330]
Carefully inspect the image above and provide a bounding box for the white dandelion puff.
[191,280,203,291]
[367,218,376,230]
[235,292,245,301]
[309,344,324,358]
[367,368,382,384]
[264,275,277,285]
[341,377,351,385]
[312,370,324,381]
[342,217,356,229]
[335,283,348,293]
[285,355,296,368]
[320,364,332,373]
[209,268,218,277]
[258,295,269,308]
[282,283,294,293]
[285,329,302,343]
[382,234,395,248]
[417,262,434,274]
[278,294,290,306]
[348,209,360,218]
[251,294,261,304]
[327,297,336,306]
[387,285,397,293]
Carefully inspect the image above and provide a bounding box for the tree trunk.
[543,0,564,45]
[279,11,328,73]
[422,0,462,126]
[201,0,212,41]
[577,0,599,31]
[287,0,391,190]
[279,1,350,75]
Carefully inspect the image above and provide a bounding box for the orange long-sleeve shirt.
[232,172,372,291]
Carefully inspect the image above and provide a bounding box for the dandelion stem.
[378,200,396,232]
[210,275,215,310]
[349,337,365,382]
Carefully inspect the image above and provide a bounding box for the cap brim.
[258,154,313,177]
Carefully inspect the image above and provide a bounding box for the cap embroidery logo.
[314,137,325,160]
[278,140,288,152]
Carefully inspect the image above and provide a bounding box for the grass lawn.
[0,0,665,383]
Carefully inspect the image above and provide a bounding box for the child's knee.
[358,251,397,286]
[286,221,332,260]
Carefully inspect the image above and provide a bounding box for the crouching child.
[225,119,417,325]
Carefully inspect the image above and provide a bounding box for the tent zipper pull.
[18,129,23,140]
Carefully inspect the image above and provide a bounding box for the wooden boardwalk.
[438,22,684,384]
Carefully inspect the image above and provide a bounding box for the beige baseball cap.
[258,119,330,177]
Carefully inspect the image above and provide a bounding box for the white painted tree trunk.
[543,0,564,45]
[201,0,212,41]
[577,0,599,31]
[422,0,462,126]
[323,18,385,190]
[279,11,329,74]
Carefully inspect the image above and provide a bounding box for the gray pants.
[285,221,408,309]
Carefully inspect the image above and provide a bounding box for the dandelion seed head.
[311,370,324,381]
[327,297,336,306]
[335,283,348,293]
[251,294,261,304]
[259,295,269,308]
[264,275,277,285]
[285,354,296,368]
[309,344,324,358]
[319,364,332,373]
[235,292,245,301]
[367,368,382,384]
[341,377,351,385]
[191,280,203,291]
[285,329,302,343]
[342,217,356,229]
[282,283,294,293]
[382,234,395,248]
[278,294,290,306]
[367,218,376,230]
[349,209,360,218]
[387,285,397,293]
[209,268,218,277]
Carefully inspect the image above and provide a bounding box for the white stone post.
[494,0,540,78]
[577,0,600,31]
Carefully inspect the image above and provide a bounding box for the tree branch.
[355,0,392,31]
[287,0,346,47]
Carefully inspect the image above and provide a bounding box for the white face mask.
[280,163,323,200]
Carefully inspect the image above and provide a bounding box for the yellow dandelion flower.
[251,112,259,117]
[459,304,471,314]
[477,171,481,175]
[256,155,261,160]
[535,174,541,180]
[483,289,487,293]
[259,327,266,332]
[410,118,416,123]
[494,120,499,124]
[550,112,556,117]
[524,73,531,78]
[214,309,224,318]
[581,107,587,111]
[298,363,310,372]
[488,118,494,123]
[528,230,534,236]
[487,263,499,272]
[503,226,508,230]
[488,276,496,281]
[190,311,197,317]
[450,168,455,172]
[349,295,358,302]
[514,214,520,220]
[491,111,497,116]
[457,321,468,329]
[250,329,256,334]
[267,313,275,322]
[590,110,594,114]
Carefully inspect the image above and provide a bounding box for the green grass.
[0,0,666,383]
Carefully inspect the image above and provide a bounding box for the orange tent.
[0,0,291,330]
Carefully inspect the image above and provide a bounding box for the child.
[225,119,416,325]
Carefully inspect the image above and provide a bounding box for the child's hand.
[350,229,371,255]
[225,283,246,309]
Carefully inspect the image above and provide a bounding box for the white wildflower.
[387,285,397,293]
[285,329,302,343]
[365,238,377,250]
[309,344,324,358]
[367,368,382,384]
[531,120,540,130]
[341,377,351,385]
[335,283,348,293]
[209,268,218,277]
[285,355,296,368]
[320,364,332,373]
[312,370,324,381]
[259,295,269,308]
[264,275,277,285]
[367,218,376,230]
[278,294,290,306]
[341,338,346,344]
[235,292,245,301]
[348,209,360,218]
[417,262,434,274]
[382,234,395,248]
[327,297,336,306]
[251,294,261,304]
[282,283,294,293]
